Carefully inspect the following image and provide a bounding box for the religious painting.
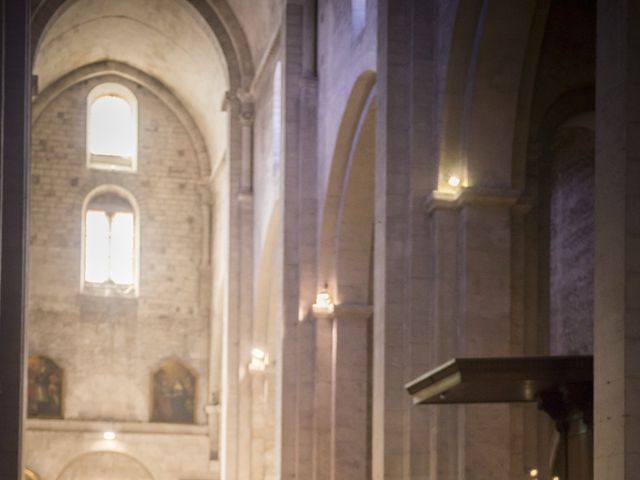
[27,355,63,419]
[151,360,196,424]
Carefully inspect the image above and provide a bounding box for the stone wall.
[549,126,595,355]
[25,75,211,480]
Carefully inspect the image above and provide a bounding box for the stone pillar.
[594,1,640,478]
[374,1,435,478]
[426,203,461,479]
[221,87,254,480]
[457,193,515,480]
[313,314,332,480]
[331,304,372,480]
[280,1,318,478]
[237,94,255,480]
[0,1,30,478]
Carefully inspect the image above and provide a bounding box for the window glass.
[109,212,134,285]
[352,0,366,35]
[89,95,135,158]
[84,193,135,288]
[85,210,110,283]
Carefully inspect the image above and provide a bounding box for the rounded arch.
[334,98,376,305]
[82,185,140,223]
[32,61,211,178]
[319,71,376,301]
[31,0,253,89]
[438,1,541,191]
[56,451,154,480]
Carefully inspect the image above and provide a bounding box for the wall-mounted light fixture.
[249,347,268,372]
[447,175,461,188]
[312,284,334,316]
[528,468,538,478]
[103,431,116,441]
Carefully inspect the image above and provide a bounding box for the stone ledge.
[424,186,523,214]
[26,418,208,436]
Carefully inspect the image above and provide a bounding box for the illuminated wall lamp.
[103,431,116,441]
[249,347,268,372]
[312,285,334,316]
[447,175,462,188]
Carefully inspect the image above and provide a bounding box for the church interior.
[0,0,638,479]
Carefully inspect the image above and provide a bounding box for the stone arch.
[438,1,541,191]
[30,0,254,89]
[56,451,154,480]
[255,202,282,354]
[319,70,376,299]
[334,97,375,305]
[32,61,210,178]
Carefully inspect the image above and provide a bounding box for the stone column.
[458,194,514,480]
[237,94,255,480]
[280,1,319,478]
[426,202,461,479]
[331,304,372,480]
[221,87,254,480]
[594,1,640,478]
[313,313,332,480]
[0,1,30,478]
[374,1,435,479]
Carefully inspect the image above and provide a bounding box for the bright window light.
[352,0,366,35]
[89,95,135,158]
[85,209,134,285]
[85,211,110,283]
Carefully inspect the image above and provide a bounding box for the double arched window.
[82,187,138,296]
[87,83,137,171]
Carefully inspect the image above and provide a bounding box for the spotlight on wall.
[528,468,539,478]
[312,284,334,316]
[447,175,462,188]
[249,347,268,372]
[552,477,559,480]
[103,431,116,441]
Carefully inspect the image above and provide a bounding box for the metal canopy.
[405,355,593,405]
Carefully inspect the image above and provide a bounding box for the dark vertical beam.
[0,1,30,479]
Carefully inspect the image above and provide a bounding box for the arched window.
[87,83,137,171]
[83,187,138,296]
[271,62,282,176]
[351,0,366,37]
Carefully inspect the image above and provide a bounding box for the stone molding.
[26,419,208,436]
[424,186,523,214]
